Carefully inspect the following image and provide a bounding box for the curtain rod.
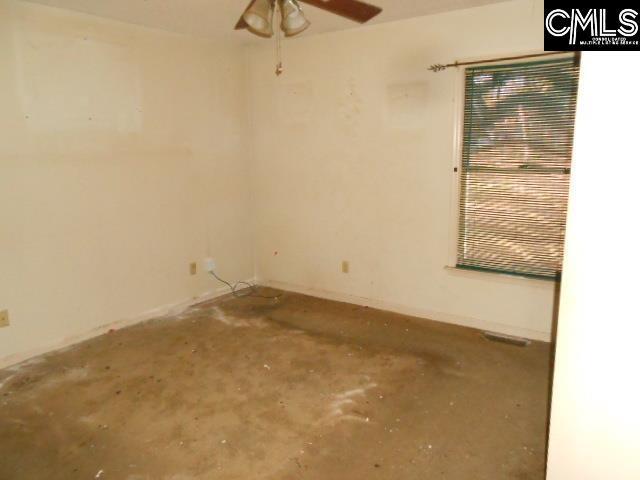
[428,51,579,72]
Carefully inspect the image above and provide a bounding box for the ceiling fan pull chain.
[275,9,284,76]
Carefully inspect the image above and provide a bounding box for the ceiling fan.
[235,0,383,38]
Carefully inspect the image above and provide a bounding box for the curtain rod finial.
[429,64,446,72]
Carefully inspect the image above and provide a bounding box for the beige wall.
[0,0,253,363]
[547,52,640,479]
[247,0,556,340]
[1,0,560,366]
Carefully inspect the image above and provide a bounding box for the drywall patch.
[387,82,429,128]
[338,77,364,133]
[14,23,142,133]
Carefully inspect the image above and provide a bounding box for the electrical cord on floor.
[208,269,282,301]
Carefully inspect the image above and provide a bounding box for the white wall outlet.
[203,258,216,273]
[0,310,9,328]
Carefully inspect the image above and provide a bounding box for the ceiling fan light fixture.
[278,0,310,37]
[243,0,276,38]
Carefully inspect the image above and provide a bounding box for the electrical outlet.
[190,262,197,276]
[203,258,216,273]
[0,310,9,328]
[342,261,350,274]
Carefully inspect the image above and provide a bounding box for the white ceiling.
[22,0,510,44]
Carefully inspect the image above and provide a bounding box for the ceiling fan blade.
[298,0,382,23]
[234,0,256,29]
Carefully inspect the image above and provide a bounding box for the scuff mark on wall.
[277,82,314,124]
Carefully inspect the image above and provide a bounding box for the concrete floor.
[0,290,551,479]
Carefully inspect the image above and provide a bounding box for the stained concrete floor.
[0,290,551,480]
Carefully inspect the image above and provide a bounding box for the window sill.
[444,265,559,285]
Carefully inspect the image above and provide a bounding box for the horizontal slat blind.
[457,58,580,279]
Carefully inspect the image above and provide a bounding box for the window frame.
[446,52,577,281]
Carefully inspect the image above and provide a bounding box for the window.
[456,57,580,279]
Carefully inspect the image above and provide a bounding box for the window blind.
[457,58,580,279]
